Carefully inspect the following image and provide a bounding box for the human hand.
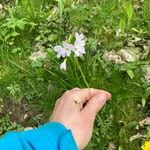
[50,88,111,150]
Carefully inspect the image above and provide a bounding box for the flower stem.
[75,58,90,88]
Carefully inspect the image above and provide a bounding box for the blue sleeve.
[0,122,78,150]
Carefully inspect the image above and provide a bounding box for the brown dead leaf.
[139,117,150,127]
[107,142,116,150]
[24,127,34,131]
[130,133,146,142]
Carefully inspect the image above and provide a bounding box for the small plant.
[118,1,134,33]
[0,6,28,44]
[6,83,22,102]
[0,115,23,136]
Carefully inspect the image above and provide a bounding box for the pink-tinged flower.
[54,45,66,58]
[75,33,85,42]
[73,46,86,57]
[73,33,86,57]
[54,42,74,58]
[62,42,74,57]
[60,59,67,70]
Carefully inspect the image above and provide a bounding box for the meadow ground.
[0,0,150,149]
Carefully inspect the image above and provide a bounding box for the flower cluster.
[54,33,86,70]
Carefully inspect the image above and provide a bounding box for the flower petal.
[60,59,67,70]
[54,45,63,52]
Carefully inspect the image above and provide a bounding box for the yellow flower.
[142,141,150,150]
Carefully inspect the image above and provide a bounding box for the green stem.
[45,69,73,89]
[69,57,82,87]
[113,102,130,120]
[8,60,33,75]
[75,58,90,88]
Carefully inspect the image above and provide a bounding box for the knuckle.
[63,89,78,100]
[64,90,71,96]
[72,87,80,91]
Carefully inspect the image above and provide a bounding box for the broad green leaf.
[146,126,150,138]
[56,0,64,19]
[127,70,134,79]
[119,18,126,32]
[142,98,146,107]
[118,145,123,150]
[11,31,19,37]
[124,2,134,26]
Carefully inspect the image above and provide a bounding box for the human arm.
[0,88,111,150]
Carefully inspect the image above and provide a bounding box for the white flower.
[75,33,85,41]
[73,46,86,57]
[63,42,74,56]
[54,45,66,58]
[29,50,47,61]
[75,33,86,47]
[54,42,74,58]
[73,33,86,57]
[60,59,67,70]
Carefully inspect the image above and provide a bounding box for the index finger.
[71,88,111,104]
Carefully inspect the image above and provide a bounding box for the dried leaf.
[23,114,28,120]
[24,127,34,131]
[107,142,116,150]
[139,117,150,127]
[130,133,146,142]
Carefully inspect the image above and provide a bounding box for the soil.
[0,99,46,127]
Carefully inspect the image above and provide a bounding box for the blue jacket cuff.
[18,122,78,150]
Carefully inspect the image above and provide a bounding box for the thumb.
[83,91,111,117]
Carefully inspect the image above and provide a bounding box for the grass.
[0,0,150,149]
